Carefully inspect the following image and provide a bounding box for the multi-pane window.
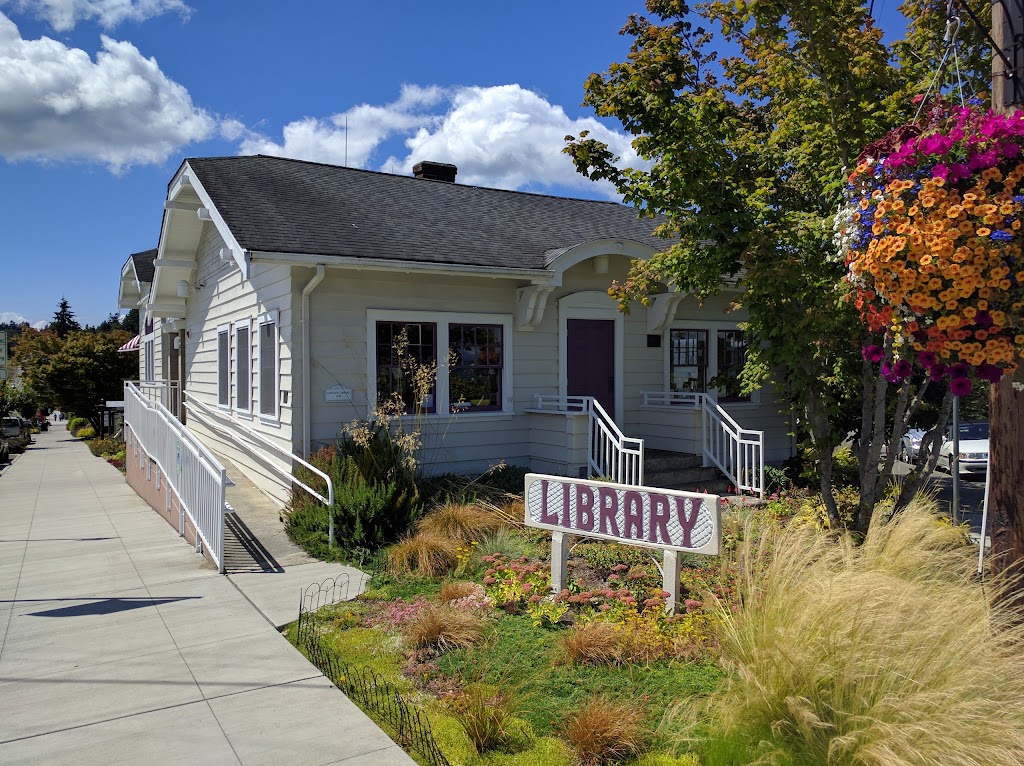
[670,329,707,393]
[449,324,502,412]
[717,330,749,402]
[376,321,436,413]
[235,325,250,411]
[258,319,277,417]
[217,328,230,406]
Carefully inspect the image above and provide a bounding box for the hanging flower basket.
[836,100,1024,393]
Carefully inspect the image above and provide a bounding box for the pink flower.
[949,362,970,379]
[919,351,938,368]
[929,363,948,382]
[862,345,884,363]
[893,359,913,379]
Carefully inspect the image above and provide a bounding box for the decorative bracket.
[515,285,555,331]
[646,291,686,333]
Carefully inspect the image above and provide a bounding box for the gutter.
[301,265,326,458]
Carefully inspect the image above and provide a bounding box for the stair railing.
[184,394,337,542]
[532,395,644,485]
[640,391,765,497]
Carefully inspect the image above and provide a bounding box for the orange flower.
[977,227,992,237]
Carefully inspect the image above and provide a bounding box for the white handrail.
[641,390,765,497]
[124,382,227,572]
[533,394,644,485]
[183,393,337,541]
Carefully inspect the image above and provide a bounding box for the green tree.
[14,329,136,431]
[565,0,988,529]
[49,298,81,339]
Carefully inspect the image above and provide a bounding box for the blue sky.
[0,0,910,328]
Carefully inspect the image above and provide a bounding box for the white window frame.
[366,309,514,418]
[256,312,280,422]
[217,324,231,409]
[664,321,759,406]
[234,320,252,414]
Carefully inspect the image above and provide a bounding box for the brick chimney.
[412,161,457,183]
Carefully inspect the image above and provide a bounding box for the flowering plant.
[836,100,1024,394]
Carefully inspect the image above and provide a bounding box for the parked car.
[898,427,926,462]
[1,416,23,440]
[939,421,989,476]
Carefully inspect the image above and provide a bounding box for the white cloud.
[0,12,215,171]
[0,0,190,31]
[239,84,642,198]
[239,84,446,168]
[0,311,45,328]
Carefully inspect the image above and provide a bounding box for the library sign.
[524,474,722,612]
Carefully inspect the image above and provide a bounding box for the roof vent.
[412,161,457,183]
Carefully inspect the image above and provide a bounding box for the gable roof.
[129,248,157,283]
[185,155,668,270]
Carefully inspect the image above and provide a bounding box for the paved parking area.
[0,430,413,765]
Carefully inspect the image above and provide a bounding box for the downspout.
[301,265,326,458]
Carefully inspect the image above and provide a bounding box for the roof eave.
[247,250,555,283]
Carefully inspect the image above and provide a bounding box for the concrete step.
[643,448,704,474]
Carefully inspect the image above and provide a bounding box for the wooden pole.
[988,3,1024,576]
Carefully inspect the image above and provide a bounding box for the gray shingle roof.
[185,156,668,270]
[130,248,157,283]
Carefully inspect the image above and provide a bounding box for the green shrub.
[74,426,96,439]
[797,445,859,489]
[575,541,654,573]
[88,435,123,457]
[67,417,88,433]
[287,441,423,557]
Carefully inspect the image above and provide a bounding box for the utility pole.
[989,1,1024,573]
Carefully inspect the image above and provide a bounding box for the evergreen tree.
[49,298,80,339]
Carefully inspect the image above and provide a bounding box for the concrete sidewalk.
[0,429,414,765]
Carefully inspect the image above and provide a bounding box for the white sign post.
[524,474,721,614]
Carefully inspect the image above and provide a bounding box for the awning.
[117,335,141,353]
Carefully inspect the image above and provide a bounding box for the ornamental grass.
[690,495,1024,766]
[402,602,486,652]
[387,531,458,577]
[417,500,505,541]
[562,697,648,766]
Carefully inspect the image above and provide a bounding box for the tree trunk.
[989,366,1024,575]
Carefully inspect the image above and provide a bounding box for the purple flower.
[893,359,913,379]
[949,163,971,180]
[1004,142,1021,158]
[974,310,993,328]
[977,363,1004,383]
[950,376,973,397]
[949,362,970,379]
[918,351,938,368]
[932,164,950,181]
[929,363,948,382]
[862,345,885,363]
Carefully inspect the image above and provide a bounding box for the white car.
[939,421,989,476]
[898,428,925,462]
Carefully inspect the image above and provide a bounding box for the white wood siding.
[298,256,791,479]
[183,224,295,505]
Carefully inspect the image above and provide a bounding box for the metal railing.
[532,394,644,485]
[641,390,764,497]
[124,381,227,571]
[183,393,337,542]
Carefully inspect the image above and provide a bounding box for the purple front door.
[567,319,615,418]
